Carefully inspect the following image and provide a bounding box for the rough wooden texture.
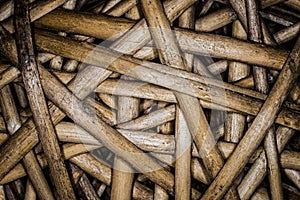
[14,1,76,199]
[202,36,300,199]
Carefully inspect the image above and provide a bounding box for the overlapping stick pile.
[0,0,299,199]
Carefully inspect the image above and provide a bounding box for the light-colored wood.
[0,185,5,200]
[228,0,247,30]
[24,180,37,200]
[264,128,283,200]
[34,9,289,70]
[280,151,300,170]
[201,35,300,200]
[14,1,76,199]
[34,31,300,131]
[111,93,139,200]
[195,7,237,32]
[23,151,55,200]
[2,0,68,33]
[0,85,21,134]
[238,126,295,199]
[207,60,228,75]
[250,188,270,200]
[274,22,300,44]
[78,173,101,200]
[106,0,138,17]
[13,83,28,108]
[284,169,300,190]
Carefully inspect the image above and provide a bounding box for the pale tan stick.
[260,11,295,27]
[195,7,237,32]
[0,85,21,133]
[201,35,300,200]
[0,133,8,146]
[38,65,175,194]
[0,66,20,89]
[238,126,295,199]
[191,158,211,185]
[224,173,244,200]
[228,21,249,83]
[50,1,76,71]
[228,0,247,30]
[175,108,191,200]
[0,81,54,199]
[34,31,300,131]
[289,82,300,102]
[154,185,169,200]
[125,5,142,20]
[0,185,5,200]
[63,60,78,72]
[207,60,228,75]
[70,154,111,186]
[13,83,28,108]
[234,76,254,89]
[52,71,76,84]
[2,0,68,33]
[106,0,138,17]
[225,20,248,143]
[117,105,175,131]
[101,0,123,13]
[274,22,300,45]
[146,0,221,182]
[264,127,283,200]
[111,93,139,200]
[173,6,195,199]
[97,93,117,110]
[0,1,14,22]
[34,11,289,69]
[85,97,116,126]
[284,169,300,190]
[0,65,111,181]
[15,1,76,199]
[78,173,101,200]
[251,188,270,200]
[22,151,55,200]
[280,151,300,170]
[247,0,269,94]
[261,19,277,46]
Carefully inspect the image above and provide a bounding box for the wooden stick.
[280,151,300,170]
[261,0,286,9]
[264,127,283,200]
[207,60,228,75]
[274,22,300,44]
[22,151,55,200]
[201,35,300,199]
[228,0,247,30]
[111,90,139,200]
[195,7,237,32]
[105,0,138,17]
[284,169,300,190]
[13,83,28,108]
[2,0,68,33]
[34,31,300,131]
[225,20,248,143]
[0,66,20,89]
[125,5,142,20]
[117,105,175,131]
[260,11,295,27]
[251,187,270,200]
[34,11,289,69]
[38,64,175,194]
[78,173,101,200]
[237,126,295,199]
[24,180,36,200]
[0,85,21,134]
[14,1,76,199]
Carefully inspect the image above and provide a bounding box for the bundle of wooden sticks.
[0,0,299,199]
